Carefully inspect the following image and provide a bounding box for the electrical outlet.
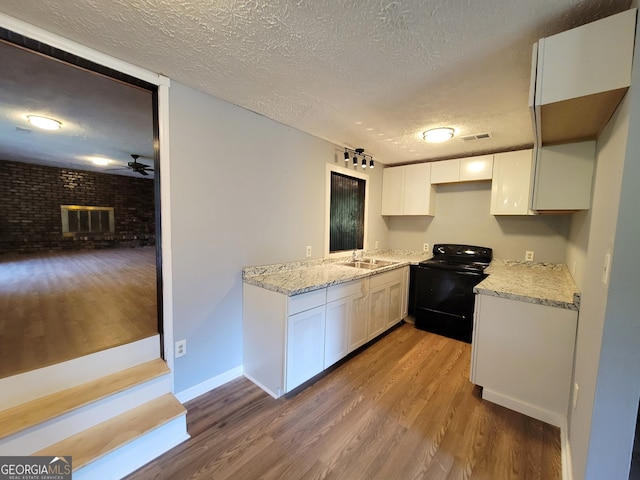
[423,243,430,252]
[375,241,379,249]
[525,250,535,262]
[175,339,186,358]
[573,382,579,409]
[305,245,312,257]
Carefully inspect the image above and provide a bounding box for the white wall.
[568,14,640,475]
[168,81,387,393]
[387,181,569,262]
[565,75,632,478]
[587,94,640,478]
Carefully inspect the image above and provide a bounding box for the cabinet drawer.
[327,278,369,303]
[370,267,404,288]
[288,288,326,315]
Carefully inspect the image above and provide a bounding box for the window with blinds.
[329,171,366,253]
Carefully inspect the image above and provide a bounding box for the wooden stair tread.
[35,393,186,470]
[0,358,169,441]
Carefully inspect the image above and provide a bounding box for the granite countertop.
[475,259,580,310]
[243,250,429,296]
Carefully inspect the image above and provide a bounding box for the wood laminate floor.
[126,324,561,480]
[0,248,157,378]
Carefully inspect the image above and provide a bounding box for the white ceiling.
[0,0,632,171]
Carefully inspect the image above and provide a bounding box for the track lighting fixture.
[343,147,375,169]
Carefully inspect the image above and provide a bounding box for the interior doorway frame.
[0,12,176,378]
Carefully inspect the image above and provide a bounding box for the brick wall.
[0,160,156,254]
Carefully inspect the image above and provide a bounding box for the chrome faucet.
[352,249,363,261]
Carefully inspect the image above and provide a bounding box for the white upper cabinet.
[490,144,595,215]
[430,159,460,184]
[532,141,595,212]
[381,166,405,215]
[403,163,435,215]
[491,150,534,216]
[530,8,636,145]
[430,155,493,184]
[381,163,435,216]
[460,155,494,182]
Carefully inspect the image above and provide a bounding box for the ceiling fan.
[124,154,154,176]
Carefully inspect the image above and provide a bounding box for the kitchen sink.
[340,259,397,269]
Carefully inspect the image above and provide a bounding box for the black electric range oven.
[414,244,492,343]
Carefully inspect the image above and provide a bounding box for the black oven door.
[414,266,486,343]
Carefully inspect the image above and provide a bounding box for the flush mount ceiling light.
[91,157,110,166]
[343,147,374,169]
[423,127,455,143]
[27,115,62,130]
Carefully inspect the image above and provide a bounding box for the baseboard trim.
[481,388,564,427]
[175,366,243,403]
[243,373,280,399]
[561,418,573,480]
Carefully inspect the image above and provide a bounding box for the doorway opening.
[0,28,163,378]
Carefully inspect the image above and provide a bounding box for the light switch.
[602,252,611,284]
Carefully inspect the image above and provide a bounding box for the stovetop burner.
[419,244,493,273]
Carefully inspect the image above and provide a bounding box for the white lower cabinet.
[243,266,409,398]
[348,287,369,352]
[471,294,578,427]
[286,305,326,391]
[401,266,410,319]
[368,284,388,340]
[325,277,370,368]
[324,297,350,369]
[369,267,405,339]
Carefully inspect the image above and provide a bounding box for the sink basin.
[340,259,397,269]
[361,258,396,267]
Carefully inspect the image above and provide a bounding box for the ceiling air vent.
[460,132,492,141]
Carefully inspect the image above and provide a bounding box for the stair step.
[0,358,169,441]
[35,393,186,471]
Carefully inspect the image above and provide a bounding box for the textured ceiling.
[0,0,633,169]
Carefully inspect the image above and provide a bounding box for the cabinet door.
[532,141,595,211]
[473,294,578,423]
[403,163,435,215]
[381,166,405,215]
[386,280,403,328]
[368,284,388,340]
[286,305,326,392]
[460,155,493,181]
[537,9,635,106]
[401,266,410,319]
[430,159,460,184]
[325,297,349,368]
[348,290,369,352]
[491,150,534,215]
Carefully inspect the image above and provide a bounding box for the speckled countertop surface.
[244,252,581,310]
[475,260,580,310]
[243,250,429,296]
